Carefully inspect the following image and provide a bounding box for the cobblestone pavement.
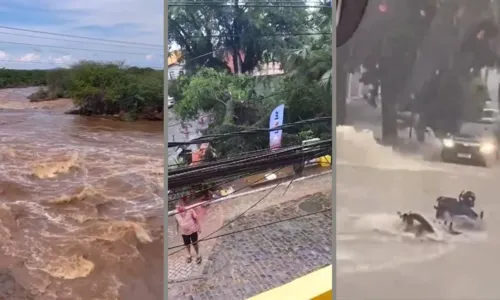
[167,204,224,283]
[168,192,332,300]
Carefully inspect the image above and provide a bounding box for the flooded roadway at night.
[0,88,163,300]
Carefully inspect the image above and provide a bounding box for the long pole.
[233,0,241,74]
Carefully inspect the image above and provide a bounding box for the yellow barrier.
[319,155,332,167]
[247,265,332,300]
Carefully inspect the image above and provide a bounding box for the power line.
[0,25,162,48]
[168,3,331,8]
[168,147,273,168]
[168,164,285,205]
[0,58,162,70]
[178,32,332,39]
[168,208,330,251]
[0,31,164,51]
[0,40,159,57]
[168,168,293,256]
[170,0,326,3]
[168,141,330,189]
[168,116,331,147]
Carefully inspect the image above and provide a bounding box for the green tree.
[350,0,438,143]
[401,0,498,136]
[282,4,332,123]
[65,61,163,120]
[0,69,47,88]
[168,0,313,74]
[174,67,253,125]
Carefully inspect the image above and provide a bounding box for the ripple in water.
[337,212,488,275]
[0,89,163,300]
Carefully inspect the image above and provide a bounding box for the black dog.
[398,212,435,236]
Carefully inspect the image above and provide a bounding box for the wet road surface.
[337,126,500,299]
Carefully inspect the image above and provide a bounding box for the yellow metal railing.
[247,265,332,300]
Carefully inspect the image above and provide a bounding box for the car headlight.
[480,142,496,154]
[443,138,455,148]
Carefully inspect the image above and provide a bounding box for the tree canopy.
[168,0,315,73]
[337,0,500,142]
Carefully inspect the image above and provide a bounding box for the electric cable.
[0,25,162,48]
[168,142,331,189]
[168,208,330,251]
[168,165,286,206]
[168,116,331,147]
[168,3,331,8]
[0,30,163,51]
[169,139,330,176]
[168,168,293,256]
[178,32,332,39]
[167,147,273,168]
[0,40,159,56]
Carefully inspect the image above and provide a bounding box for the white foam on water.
[337,211,489,275]
[336,126,442,171]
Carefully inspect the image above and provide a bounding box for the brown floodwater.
[0,88,163,300]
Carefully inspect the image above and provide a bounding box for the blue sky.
[0,0,163,69]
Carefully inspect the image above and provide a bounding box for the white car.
[168,96,175,108]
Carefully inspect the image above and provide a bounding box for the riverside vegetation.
[4,61,163,121]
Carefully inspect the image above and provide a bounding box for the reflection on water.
[0,88,163,300]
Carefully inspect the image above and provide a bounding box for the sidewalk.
[167,172,332,300]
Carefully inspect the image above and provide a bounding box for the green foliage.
[23,61,163,120]
[174,68,253,124]
[168,1,333,154]
[168,0,314,73]
[0,69,47,88]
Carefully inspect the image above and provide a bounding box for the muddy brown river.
[0,88,163,300]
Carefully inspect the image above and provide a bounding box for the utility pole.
[233,0,241,74]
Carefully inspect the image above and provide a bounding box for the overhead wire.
[0,40,160,56]
[168,163,286,205]
[166,0,332,268]
[0,31,163,51]
[168,139,318,198]
[168,3,330,8]
[167,147,274,168]
[168,116,331,147]
[0,25,162,47]
[168,207,330,252]
[169,139,330,175]
[168,167,294,256]
[180,32,332,39]
[168,140,331,189]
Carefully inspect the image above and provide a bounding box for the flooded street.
[336,125,500,299]
[0,88,163,300]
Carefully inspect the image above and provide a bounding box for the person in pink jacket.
[174,198,202,264]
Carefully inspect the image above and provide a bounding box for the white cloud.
[0,0,162,69]
[19,53,41,62]
[50,55,73,64]
[0,51,9,60]
[38,0,163,43]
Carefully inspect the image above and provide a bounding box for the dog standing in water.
[398,212,435,236]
